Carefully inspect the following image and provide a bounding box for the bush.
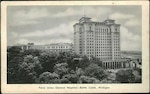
[116,69,135,83]
[79,76,100,83]
[61,73,78,83]
[38,72,60,83]
[53,63,69,78]
[84,63,107,81]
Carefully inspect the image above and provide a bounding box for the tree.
[90,56,102,67]
[56,52,68,63]
[17,55,43,83]
[61,73,78,83]
[7,46,22,56]
[39,52,57,72]
[7,46,23,65]
[61,52,80,70]
[53,63,69,78]
[84,63,107,81]
[38,72,60,83]
[22,49,41,57]
[134,68,142,76]
[79,75,100,83]
[132,68,142,83]
[115,69,135,83]
[7,46,23,83]
[76,68,84,77]
[78,56,90,69]
[18,62,37,83]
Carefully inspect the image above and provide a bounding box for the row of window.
[86,33,119,35]
[94,38,112,40]
[80,35,119,38]
[46,46,70,49]
[78,44,114,46]
[87,53,113,55]
[86,51,119,53]
[79,45,119,48]
[86,44,115,46]
[113,51,120,53]
[95,43,112,45]
[80,37,119,40]
[87,55,112,58]
[85,50,112,52]
[47,49,71,51]
[88,55,112,57]
[114,41,119,42]
[94,39,111,41]
[88,35,108,37]
[80,50,114,53]
[95,28,110,32]
[76,30,119,34]
[95,42,112,44]
[86,34,111,36]
[85,37,119,39]
[97,57,112,60]
[87,46,112,48]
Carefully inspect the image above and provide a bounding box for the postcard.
[1,1,149,93]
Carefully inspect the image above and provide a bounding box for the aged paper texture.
[1,1,149,93]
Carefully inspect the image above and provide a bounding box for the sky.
[7,5,141,51]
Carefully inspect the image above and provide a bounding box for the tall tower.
[74,17,121,61]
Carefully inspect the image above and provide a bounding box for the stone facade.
[74,17,121,60]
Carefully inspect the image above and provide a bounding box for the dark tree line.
[7,46,141,84]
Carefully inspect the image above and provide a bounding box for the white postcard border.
[1,1,149,93]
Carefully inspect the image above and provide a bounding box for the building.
[74,17,121,61]
[73,17,130,69]
[13,43,34,50]
[44,43,73,53]
[13,43,73,53]
[73,17,142,69]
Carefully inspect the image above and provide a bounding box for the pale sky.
[7,5,141,51]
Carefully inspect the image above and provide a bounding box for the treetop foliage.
[7,46,142,84]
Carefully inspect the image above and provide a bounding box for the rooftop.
[74,17,118,25]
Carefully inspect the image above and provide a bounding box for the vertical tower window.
[79,27,82,31]
[115,28,117,31]
[89,26,91,30]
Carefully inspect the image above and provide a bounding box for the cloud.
[53,7,111,17]
[11,32,19,37]
[20,21,74,38]
[15,39,30,45]
[84,7,111,21]
[120,26,141,51]
[7,6,142,51]
[110,12,134,20]
[9,6,111,27]
[124,19,140,27]
[19,21,75,44]
[14,8,49,19]
[9,8,49,26]
[53,8,81,17]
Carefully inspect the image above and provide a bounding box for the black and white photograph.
[7,5,142,84]
[1,1,149,93]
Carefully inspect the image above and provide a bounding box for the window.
[79,27,82,31]
[115,28,117,31]
[89,26,91,30]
